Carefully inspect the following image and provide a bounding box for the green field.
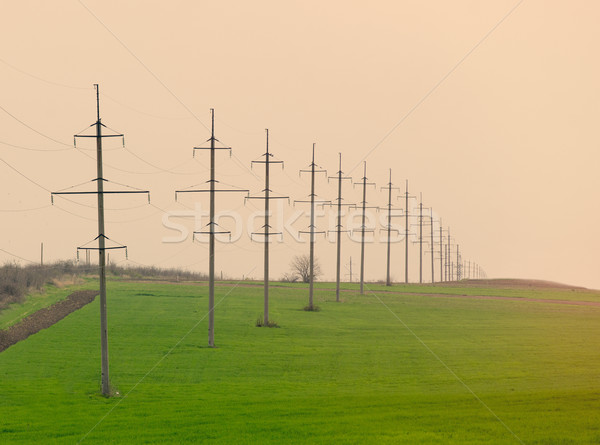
[1,279,600,443]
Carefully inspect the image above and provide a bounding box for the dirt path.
[0,290,99,353]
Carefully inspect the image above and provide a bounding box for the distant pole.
[208,112,216,346]
[354,163,376,294]
[328,153,352,302]
[380,169,400,286]
[296,144,329,310]
[264,133,271,321]
[419,193,423,284]
[349,257,353,283]
[336,155,343,299]
[430,209,434,283]
[309,145,315,306]
[386,171,393,286]
[456,244,461,281]
[446,228,452,281]
[444,243,448,282]
[439,221,443,283]
[405,180,409,283]
[40,242,43,266]
[360,162,367,294]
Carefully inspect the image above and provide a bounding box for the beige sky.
[1,1,599,288]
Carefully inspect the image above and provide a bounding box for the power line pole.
[51,84,149,396]
[327,153,352,302]
[40,242,43,266]
[446,228,453,281]
[410,193,431,284]
[399,180,416,283]
[175,109,248,347]
[429,209,435,283]
[439,224,443,282]
[295,144,329,310]
[353,162,376,294]
[456,244,461,281]
[246,130,288,325]
[344,256,353,283]
[380,169,401,286]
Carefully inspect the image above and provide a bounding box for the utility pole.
[446,228,452,281]
[295,144,329,310]
[398,180,416,283]
[456,244,462,281]
[439,224,443,282]
[246,130,288,325]
[353,162,376,294]
[344,257,353,283]
[379,169,401,286]
[429,209,435,283]
[409,193,430,284]
[327,154,352,302]
[51,84,149,396]
[40,242,43,266]
[175,109,248,347]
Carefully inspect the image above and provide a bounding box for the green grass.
[1,280,600,443]
[0,278,98,330]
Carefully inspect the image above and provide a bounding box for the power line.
[348,0,524,174]
[0,57,90,91]
[0,157,52,192]
[0,139,73,152]
[0,246,37,264]
[77,0,211,134]
[0,104,73,147]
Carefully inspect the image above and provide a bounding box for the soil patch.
[0,290,99,353]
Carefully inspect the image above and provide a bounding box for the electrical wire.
[0,57,91,90]
[0,158,52,192]
[77,0,211,135]
[101,92,192,121]
[0,204,51,213]
[0,139,73,152]
[0,247,37,264]
[0,104,73,147]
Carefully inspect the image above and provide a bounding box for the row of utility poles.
[49,90,487,396]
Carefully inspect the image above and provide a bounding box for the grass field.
[1,279,600,443]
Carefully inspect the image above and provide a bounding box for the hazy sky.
[1,1,599,288]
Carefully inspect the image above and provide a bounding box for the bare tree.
[290,254,322,283]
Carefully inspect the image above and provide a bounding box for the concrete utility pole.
[327,154,352,302]
[175,109,248,347]
[439,225,443,283]
[446,228,452,281]
[246,130,288,325]
[429,209,435,283]
[398,181,416,283]
[380,169,401,286]
[456,244,462,281]
[345,257,353,283]
[354,162,376,294]
[295,144,329,310]
[52,84,149,396]
[410,193,430,284]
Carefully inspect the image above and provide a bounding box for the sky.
[1,1,599,289]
